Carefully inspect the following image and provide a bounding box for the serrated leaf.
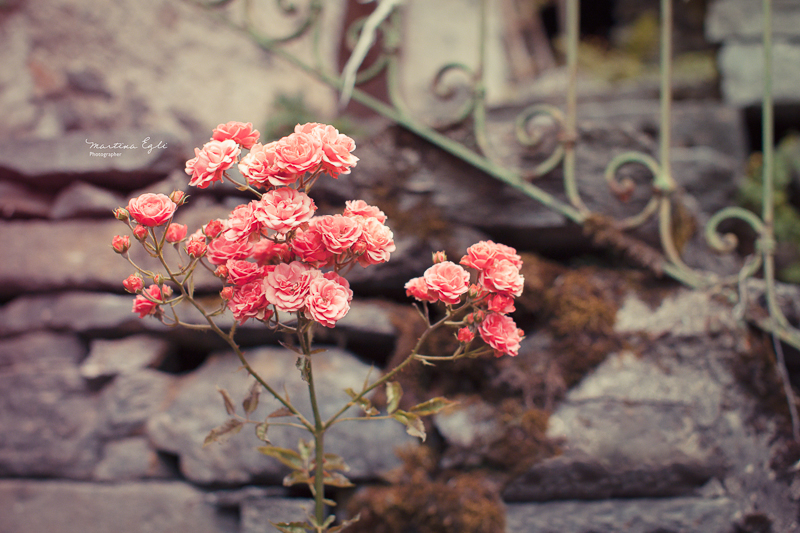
[242,381,261,415]
[308,347,328,355]
[328,513,361,532]
[386,382,403,414]
[283,470,311,487]
[268,407,293,418]
[323,453,350,472]
[216,386,236,416]
[297,438,312,462]
[279,340,304,355]
[409,396,457,417]
[392,410,426,441]
[323,471,355,488]
[270,521,311,533]
[202,418,244,447]
[257,446,305,470]
[344,388,378,416]
[255,422,270,443]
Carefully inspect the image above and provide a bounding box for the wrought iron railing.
[198,0,799,437]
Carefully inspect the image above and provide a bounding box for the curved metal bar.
[430,63,480,126]
[602,152,662,229]
[705,206,766,254]
[243,0,322,45]
[514,104,567,179]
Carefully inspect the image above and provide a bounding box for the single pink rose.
[457,327,475,344]
[343,200,386,223]
[132,225,148,241]
[226,259,265,286]
[123,274,144,293]
[460,240,522,271]
[238,142,298,188]
[185,235,207,259]
[478,312,523,357]
[295,123,358,177]
[212,121,260,149]
[251,239,293,266]
[423,261,470,305]
[314,214,363,255]
[486,293,516,314]
[357,217,396,267]
[112,235,131,254]
[322,271,354,300]
[228,280,271,325]
[186,139,241,189]
[304,276,351,328]
[291,224,333,267]
[254,188,316,234]
[132,284,163,318]
[204,219,225,239]
[127,193,177,227]
[264,261,320,312]
[273,131,322,176]
[404,276,438,303]
[480,259,524,297]
[224,201,261,243]
[205,234,255,265]
[165,223,187,243]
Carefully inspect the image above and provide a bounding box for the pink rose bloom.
[132,284,163,318]
[404,276,438,303]
[487,293,516,314]
[185,235,207,259]
[205,234,254,265]
[165,223,187,243]
[204,219,225,239]
[305,276,352,328]
[460,240,522,271]
[457,327,475,344]
[254,188,316,234]
[226,259,265,286]
[478,312,523,357]
[295,123,358,177]
[314,214,363,255]
[212,121,260,149]
[423,261,470,305]
[344,199,387,223]
[127,193,177,227]
[112,235,131,254]
[252,239,292,266]
[322,271,354,300]
[123,274,144,293]
[238,142,298,188]
[480,259,524,297]
[185,139,241,189]
[273,131,322,176]
[264,261,320,312]
[228,280,271,324]
[291,225,333,267]
[357,217,396,267]
[224,201,261,243]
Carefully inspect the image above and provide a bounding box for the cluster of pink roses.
[405,241,525,357]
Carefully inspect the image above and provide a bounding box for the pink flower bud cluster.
[404,241,525,357]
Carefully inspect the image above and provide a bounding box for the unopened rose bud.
[132,225,148,241]
[432,251,447,264]
[153,273,166,285]
[165,223,188,243]
[352,240,367,255]
[169,190,188,206]
[468,284,483,299]
[186,237,207,259]
[112,235,131,254]
[472,309,486,323]
[114,208,129,221]
[456,327,475,344]
[123,273,144,293]
[161,285,173,297]
[214,265,229,280]
[204,219,224,239]
[220,286,234,301]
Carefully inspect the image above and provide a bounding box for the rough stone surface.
[93,437,175,481]
[505,497,739,533]
[717,41,800,107]
[0,180,52,219]
[51,181,126,219]
[0,332,100,479]
[99,369,176,439]
[240,497,315,533]
[0,480,236,533]
[707,0,800,41]
[147,346,414,485]
[81,334,172,379]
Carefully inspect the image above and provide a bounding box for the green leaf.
[216,386,236,416]
[323,453,350,472]
[392,410,426,441]
[409,397,457,417]
[255,422,270,443]
[323,471,355,488]
[268,407,293,418]
[242,381,261,415]
[386,382,403,414]
[344,388,378,416]
[270,521,311,533]
[203,418,244,447]
[257,446,305,470]
[297,438,313,463]
[279,340,303,355]
[283,470,310,487]
[328,513,361,532]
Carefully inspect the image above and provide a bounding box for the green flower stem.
[304,352,326,527]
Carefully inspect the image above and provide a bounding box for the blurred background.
[2,0,800,532]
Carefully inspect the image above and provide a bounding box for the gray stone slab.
[707,0,800,41]
[241,497,315,533]
[0,480,236,533]
[51,181,127,219]
[81,334,172,379]
[718,41,800,106]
